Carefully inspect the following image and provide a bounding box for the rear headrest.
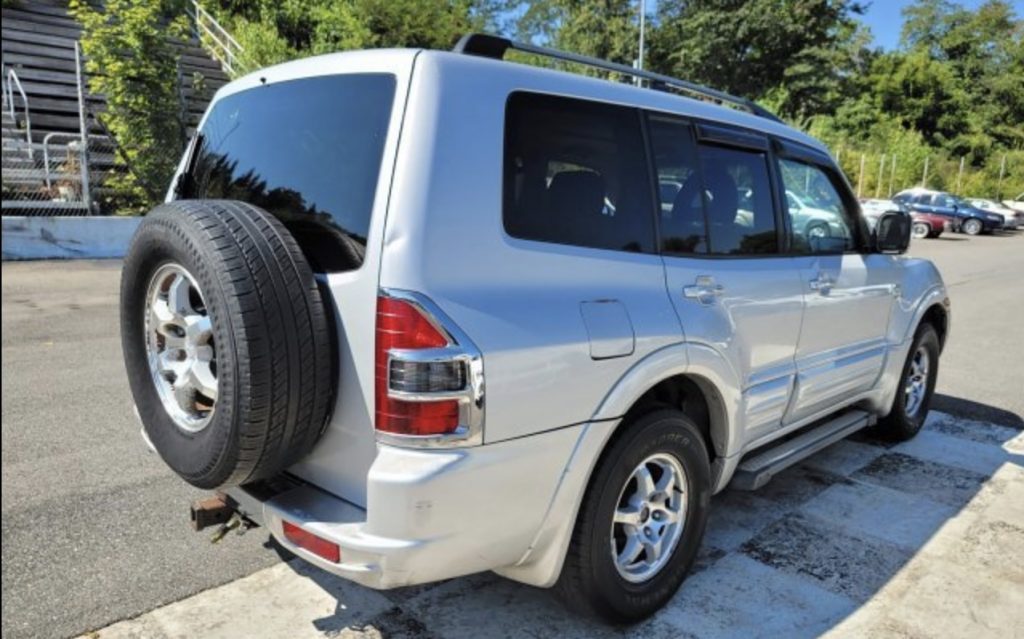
[702,165,739,224]
[671,175,704,222]
[547,171,606,220]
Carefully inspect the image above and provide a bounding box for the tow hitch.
[190,494,257,543]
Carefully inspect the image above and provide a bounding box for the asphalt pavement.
[2,231,1022,639]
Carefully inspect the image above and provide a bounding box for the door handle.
[683,275,724,305]
[809,273,833,294]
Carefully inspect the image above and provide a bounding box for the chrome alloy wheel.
[144,263,217,432]
[904,345,930,418]
[610,453,688,583]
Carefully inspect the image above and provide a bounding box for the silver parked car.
[968,197,1023,229]
[120,34,950,623]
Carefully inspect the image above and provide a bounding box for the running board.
[730,409,875,491]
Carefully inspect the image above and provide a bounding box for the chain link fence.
[1,133,122,216]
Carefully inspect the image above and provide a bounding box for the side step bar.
[731,409,875,491]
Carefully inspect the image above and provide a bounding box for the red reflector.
[282,521,340,563]
[376,296,461,436]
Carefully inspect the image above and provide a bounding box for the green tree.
[215,0,488,70]
[648,0,870,120]
[70,0,190,212]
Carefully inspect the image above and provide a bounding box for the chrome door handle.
[683,276,724,305]
[809,274,833,294]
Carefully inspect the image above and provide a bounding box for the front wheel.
[554,410,710,623]
[876,323,940,441]
[962,218,983,235]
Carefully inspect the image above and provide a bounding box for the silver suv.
[120,34,949,622]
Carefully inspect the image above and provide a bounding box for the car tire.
[554,409,710,623]
[876,323,940,442]
[805,220,831,239]
[911,222,930,240]
[120,200,334,489]
[962,218,983,235]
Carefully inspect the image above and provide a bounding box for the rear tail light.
[282,521,341,563]
[375,290,483,444]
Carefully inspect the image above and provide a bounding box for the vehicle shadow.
[931,393,1023,429]
[279,400,1023,638]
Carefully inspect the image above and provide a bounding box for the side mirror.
[875,211,911,254]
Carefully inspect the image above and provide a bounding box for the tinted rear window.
[182,73,396,272]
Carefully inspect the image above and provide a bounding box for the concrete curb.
[2,216,141,260]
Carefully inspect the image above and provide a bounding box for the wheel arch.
[920,301,949,352]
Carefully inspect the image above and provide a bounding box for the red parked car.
[861,199,947,239]
[910,211,949,239]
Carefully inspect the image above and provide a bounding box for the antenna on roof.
[452,33,782,123]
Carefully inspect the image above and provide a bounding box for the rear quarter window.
[503,92,655,254]
[181,73,396,272]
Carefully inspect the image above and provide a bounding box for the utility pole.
[857,153,866,198]
[638,0,646,72]
[997,154,1007,200]
[956,156,965,194]
[888,154,897,198]
[875,154,885,198]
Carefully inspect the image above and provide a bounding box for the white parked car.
[120,34,950,623]
[1003,192,1024,215]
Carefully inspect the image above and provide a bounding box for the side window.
[779,158,856,254]
[647,116,706,254]
[696,144,778,255]
[503,93,655,253]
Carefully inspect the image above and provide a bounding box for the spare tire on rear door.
[121,200,334,489]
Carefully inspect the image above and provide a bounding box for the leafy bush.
[70,0,190,214]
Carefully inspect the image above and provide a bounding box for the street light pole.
[638,0,646,72]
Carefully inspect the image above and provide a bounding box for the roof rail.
[452,33,782,123]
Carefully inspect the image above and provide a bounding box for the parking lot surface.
[2,231,1023,639]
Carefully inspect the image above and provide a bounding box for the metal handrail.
[41,132,106,190]
[187,0,246,76]
[3,66,34,158]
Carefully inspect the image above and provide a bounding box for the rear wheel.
[876,323,939,441]
[962,218,983,235]
[554,410,710,623]
[911,222,930,240]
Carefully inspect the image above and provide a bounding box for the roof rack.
[452,33,782,123]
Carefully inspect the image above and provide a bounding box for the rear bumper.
[228,425,584,589]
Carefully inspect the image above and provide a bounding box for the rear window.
[181,73,396,272]
[503,92,655,253]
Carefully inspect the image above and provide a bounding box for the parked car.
[967,197,1023,230]
[785,189,849,240]
[119,34,949,623]
[859,198,933,238]
[1003,192,1024,215]
[893,188,1004,235]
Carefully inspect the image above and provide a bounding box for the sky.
[858,0,1017,50]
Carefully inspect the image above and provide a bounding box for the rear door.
[775,145,898,423]
[649,116,804,443]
